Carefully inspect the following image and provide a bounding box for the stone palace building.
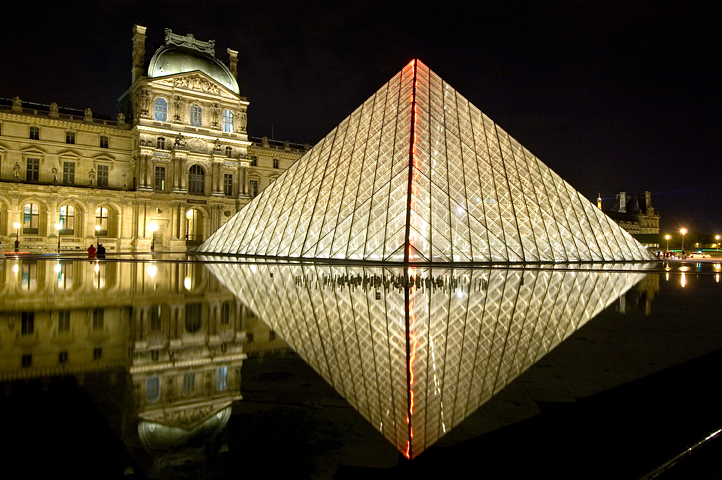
[0,25,309,252]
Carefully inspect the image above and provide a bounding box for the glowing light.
[94,264,100,274]
[13,264,19,274]
[184,277,192,290]
[148,264,157,279]
[681,273,686,288]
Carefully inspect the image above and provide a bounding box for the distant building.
[0,25,309,252]
[600,191,660,235]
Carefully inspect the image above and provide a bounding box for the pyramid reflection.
[204,260,652,458]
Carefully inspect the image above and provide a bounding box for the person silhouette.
[87,244,97,258]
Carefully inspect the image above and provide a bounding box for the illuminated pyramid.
[200,60,655,262]
[204,261,650,458]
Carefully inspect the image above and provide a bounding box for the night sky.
[1,1,719,236]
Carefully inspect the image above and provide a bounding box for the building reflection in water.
[0,258,655,464]
[203,259,654,459]
[0,258,270,456]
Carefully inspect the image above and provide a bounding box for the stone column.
[238,161,250,197]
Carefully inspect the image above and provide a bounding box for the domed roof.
[148,45,240,95]
[138,406,232,448]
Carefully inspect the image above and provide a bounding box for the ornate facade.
[601,191,660,235]
[0,25,309,252]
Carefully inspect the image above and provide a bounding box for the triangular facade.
[203,261,650,457]
[200,60,655,262]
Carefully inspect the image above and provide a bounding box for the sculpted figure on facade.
[51,165,58,183]
[49,102,59,114]
[238,109,247,132]
[88,168,95,185]
[12,97,21,108]
[174,133,187,147]
[211,103,220,128]
[173,95,184,123]
[138,88,151,118]
[117,112,125,123]
[13,162,20,179]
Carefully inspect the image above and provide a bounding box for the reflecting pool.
[1,256,721,478]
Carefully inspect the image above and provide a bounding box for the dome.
[138,406,232,448]
[147,45,240,95]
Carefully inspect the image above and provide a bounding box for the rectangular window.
[250,156,257,166]
[26,158,39,182]
[92,308,104,330]
[58,310,71,332]
[22,354,32,368]
[273,158,279,169]
[150,305,162,331]
[21,312,34,335]
[250,180,258,197]
[58,351,68,364]
[65,131,75,144]
[225,146,232,157]
[29,126,39,140]
[216,367,228,391]
[157,137,165,149]
[224,174,233,196]
[155,166,166,191]
[221,302,231,324]
[97,165,109,187]
[63,161,75,184]
[93,348,102,360]
[100,135,109,148]
[183,373,195,397]
[246,333,254,343]
[151,350,160,361]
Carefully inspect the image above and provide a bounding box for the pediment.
[92,153,116,162]
[20,145,47,155]
[149,71,240,100]
[57,149,82,159]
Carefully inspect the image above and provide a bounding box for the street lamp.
[55,222,62,252]
[149,222,158,252]
[665,234,670,253]
[95,224,101,239]
[716,235,720,251]
[13,222,20,252]
[680,228,687,258]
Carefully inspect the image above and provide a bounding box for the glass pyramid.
[200,60,655,262]
[203,260,651,458]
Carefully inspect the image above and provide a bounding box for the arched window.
[154,98,168,122]
[188,165,205,194]
[222,110,233,132]
[95,207,109,236]
[22,203,39,234]
[190,105,202,127]
[59,205,75,235]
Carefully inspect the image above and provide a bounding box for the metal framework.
[205,261,650,458]
[200,60,655,263]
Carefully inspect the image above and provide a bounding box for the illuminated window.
[22,203,39,233]
[65,131,75,144]
[156,137,165,149]
[97,165,109,187]
[155,166,166,191]
[26,158,39,182]
[21,312,34,335]
[59,205,75,234]
[190,105,202,127]
[189,165,205,194]
[95,207,109,236]
[100,135,109,148]
[154,98,168,122]
[216,367,228,391]
[63,161,75,184]
[29,126,39,140]
[21,262,37,291]
[273,158,279,169]
[56,262,74,290]
[224,174,233,196]
[222,110,233,132]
